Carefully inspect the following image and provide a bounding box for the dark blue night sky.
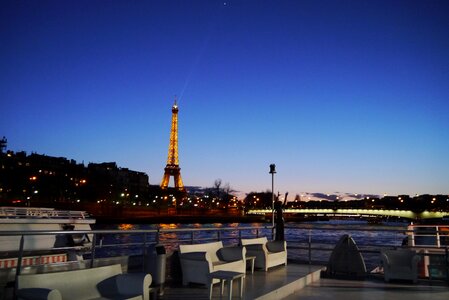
[1,0,448,197]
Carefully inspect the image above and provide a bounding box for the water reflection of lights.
[119,224,135,230]
[159,223,178,229]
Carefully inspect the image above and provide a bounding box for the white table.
[246,255,256,274]
[208,270,244,300]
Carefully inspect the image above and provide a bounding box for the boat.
[0,206,95,269]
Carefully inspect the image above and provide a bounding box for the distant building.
[0,151,151,206]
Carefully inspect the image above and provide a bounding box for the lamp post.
[269,164,276,227]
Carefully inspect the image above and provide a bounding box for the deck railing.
[0,206,92,219]
[1,223,449,283]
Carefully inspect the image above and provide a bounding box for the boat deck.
[159,263,323,300]
[283,276,449,300]
[2,262,449,299]
[157,263,449,300]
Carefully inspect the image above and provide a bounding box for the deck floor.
[158,264,323,300]
[283,277,449,300]
[3,263,449,300]
[157,263,449,300]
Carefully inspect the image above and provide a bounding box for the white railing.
[406,224,449,248]
[0,207,91,219]
[1,223,448,283]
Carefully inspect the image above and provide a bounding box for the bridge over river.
[247,208,449,220]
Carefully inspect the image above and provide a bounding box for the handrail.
[2,223,449,277]
[0,226,272,236]
[0,206,91,219]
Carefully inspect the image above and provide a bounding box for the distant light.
[76,199,80,203]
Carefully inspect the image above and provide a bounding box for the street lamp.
[269,164,276,227]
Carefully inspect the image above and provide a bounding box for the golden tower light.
[160,100,185,191]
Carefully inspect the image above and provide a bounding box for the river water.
[93,220,409,271]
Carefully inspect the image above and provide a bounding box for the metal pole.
[269,164,276,229]
[90,233,97,268]
[308,229,312,265]
[14,235,25,299]
[272,172,275,227]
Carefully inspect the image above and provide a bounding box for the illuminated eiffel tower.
[160,99,186,191]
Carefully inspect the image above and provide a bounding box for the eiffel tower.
[160,99,186,191]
